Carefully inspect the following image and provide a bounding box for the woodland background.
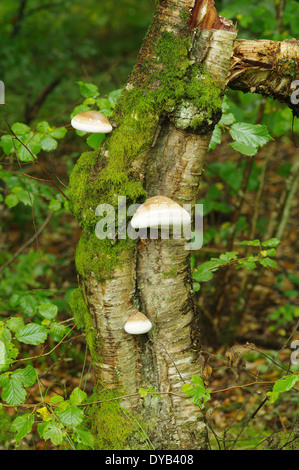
[0,0,298,450]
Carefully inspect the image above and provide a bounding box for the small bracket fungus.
[124,310,152,335]
[71,110,113,133]
[130,195,191,230]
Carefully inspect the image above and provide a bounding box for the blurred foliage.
[215,0,299,137]
[0,0,298,450]
[0,0,154,124]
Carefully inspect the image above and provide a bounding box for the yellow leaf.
[37,406,50,419]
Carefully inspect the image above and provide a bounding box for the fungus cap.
[131,195,191,229]
[71,110,113,133]
[124,311,152,335]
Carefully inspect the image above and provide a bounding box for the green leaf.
[75,429,94,448]
[12,187,33,206]
[181,376,210,409]
[261,238,281,248]
[230,141,258,156]
[229,122,273,149]
[70,387,87,406]
[261,248,276,257]
[199,259,225,272]
[9,294,21,308]
[219,251,239,262]
[87,133,105,149]
[208,125,222,150]
[5,193,19,208]
[20,295,38,316]
[193,282,200,292]
[15,323,48,345]
[49,322,69,342]
[259,257,277,270]
[38,303,58,320]
[49,127,67,139]
[11,123,30,135]
[48,199,62,211]
[0,135,14,155]
[235,239,261,247]
[238,260,257,270]
[96,97,112,112]
[219,112,235,126]
[108,88,123,105]
[0,341,6,371]
[36,121,51,133]
[207,184,222,200]
[11,413,35,441]
[43,422,64,446]
[40,135,57,151]
[20,365,37,387]
[1,376,26,405]
[289,274,299,286]
[17,145,34,162]
[0,373,10,387]
[192,271,214,283]
[50,395,64,405]
[138,387,148,398]
[56,404,84,427]
[77,81,99,99]
[267,375,299,404]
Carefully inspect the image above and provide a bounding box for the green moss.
[69,286,87,327]
[69,147,147,231]
[69,286,101,361]
[179,6,191,25]
[90,389,141,450]
[162,267,178,278]
[277,58,297,78]
[69,30,222,281]
[69,31,221,230]
[75,232,136,281]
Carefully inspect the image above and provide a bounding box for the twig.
[228,322,299,450]
[2,108,69,200]
[0,211,53,274]
[0,167,51,182]
[24,77,62,124]
[275,154,299,239]
[9,323,79,367]
[249,146,276,239]
[12,137,43,265]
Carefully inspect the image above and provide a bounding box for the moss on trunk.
[68,0,236,450]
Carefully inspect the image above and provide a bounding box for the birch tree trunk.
[68,0,298,450]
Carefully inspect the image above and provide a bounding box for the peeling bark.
[229,39,299,114]
[189,0,235,31]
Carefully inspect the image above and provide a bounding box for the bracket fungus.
[124,310,152,335]
[71,110,113,133]
[130,195,191,230]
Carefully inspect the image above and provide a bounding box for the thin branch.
[12,137,43,266]
[2,109,69,200]
[0,210,53,274]
[24,77,62,124]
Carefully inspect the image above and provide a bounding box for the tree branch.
[228,38,299,115]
